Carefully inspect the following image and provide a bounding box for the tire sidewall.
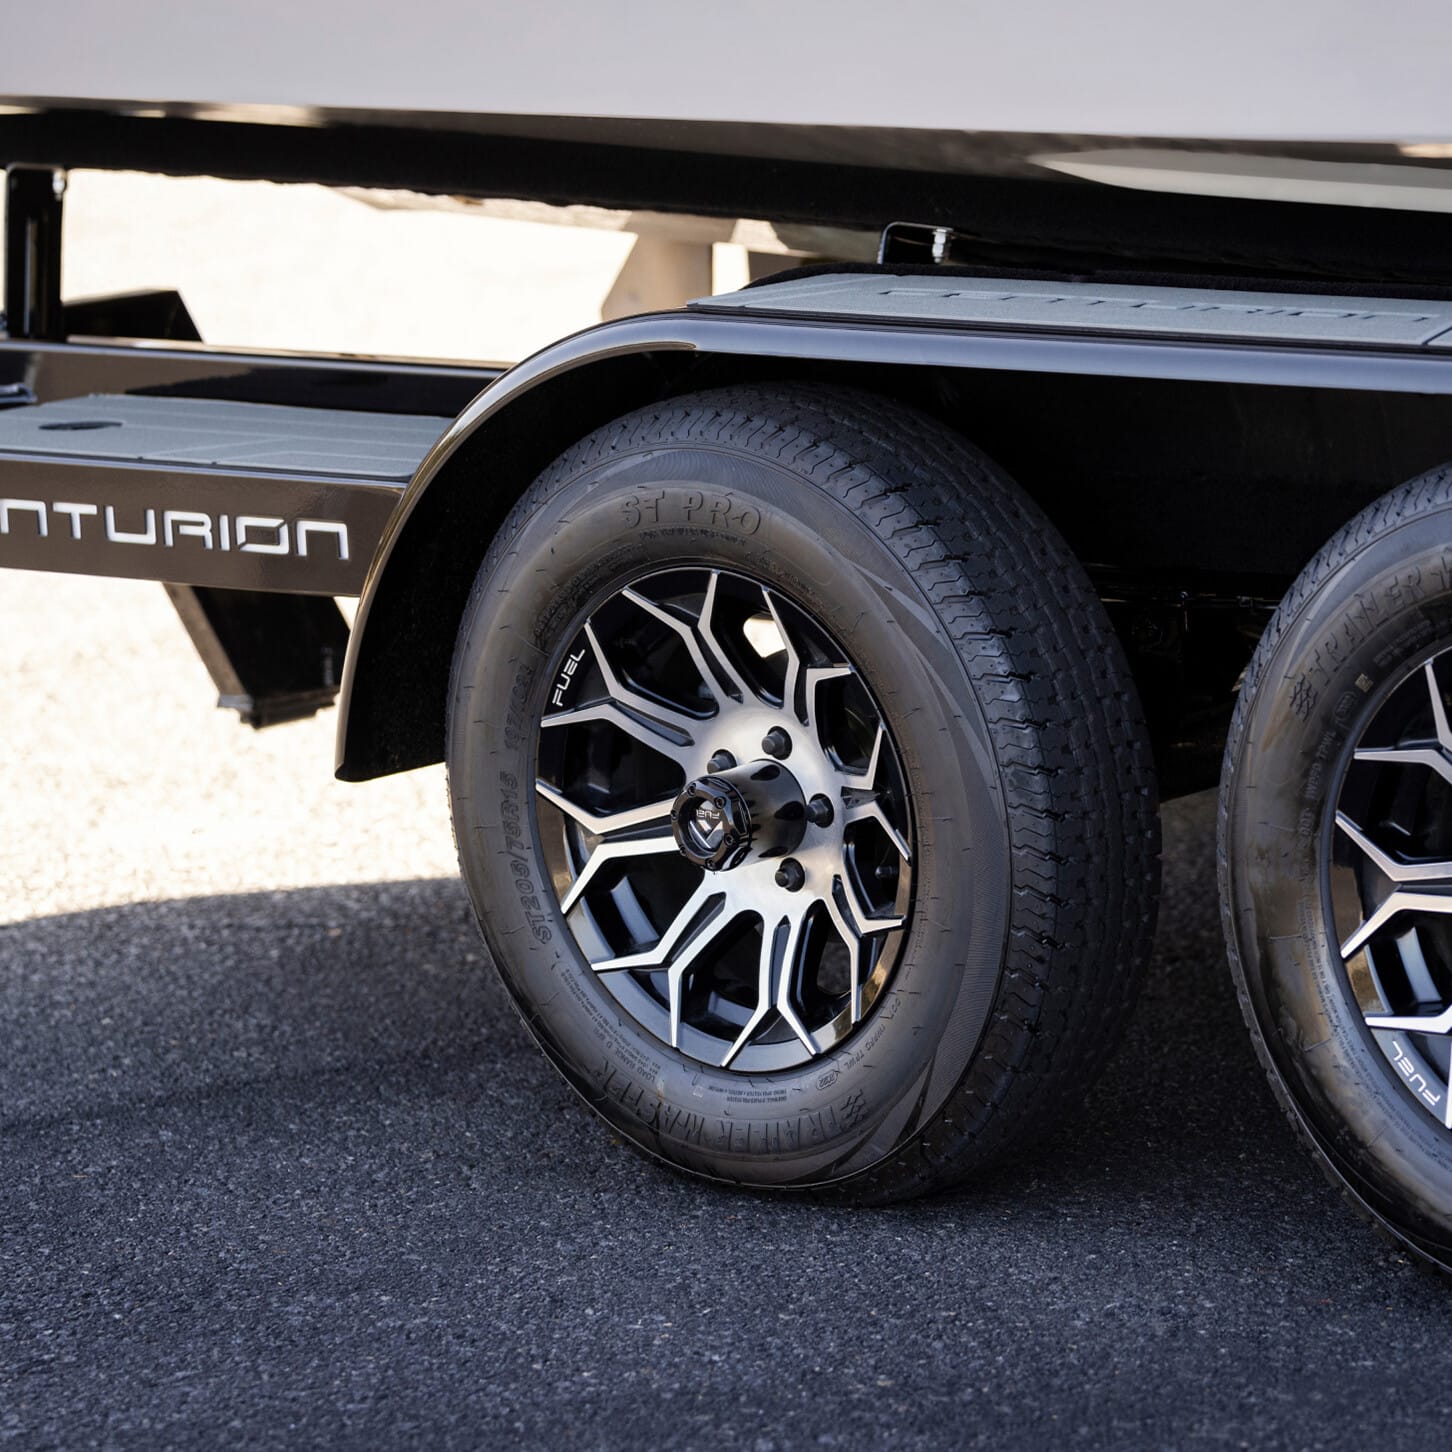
[448,443,1013,1188]
[1227,513,1452,1251]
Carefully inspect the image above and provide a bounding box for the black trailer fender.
[335,289,1452,782]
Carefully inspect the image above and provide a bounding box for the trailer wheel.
[1221,465,1452,1268]
[446,384,1158,1199]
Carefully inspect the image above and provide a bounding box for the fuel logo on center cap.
[671,775,753,871]
[689,801,726,853]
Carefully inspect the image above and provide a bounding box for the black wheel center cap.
[671,761,807,871]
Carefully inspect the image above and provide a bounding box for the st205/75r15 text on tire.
[1221,464,1452,1268]
[447,383,1159,1200]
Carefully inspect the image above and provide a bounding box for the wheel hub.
[671,762,806,871]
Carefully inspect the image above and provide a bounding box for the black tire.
[447,383,1159,1200]
[1221,464,1452,1268]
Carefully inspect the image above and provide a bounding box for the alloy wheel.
[534,566,914,1074]
[1331,648,1452,1127]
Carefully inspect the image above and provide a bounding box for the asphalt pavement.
[3,574,1452,1452]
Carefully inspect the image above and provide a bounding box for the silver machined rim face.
[1330,646,1452,1128]
[533,566,915,1073]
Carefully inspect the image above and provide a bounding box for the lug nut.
[707,749,736,772]
[762,727,792,759]
[806,794,834,827]
[775,858,806,892]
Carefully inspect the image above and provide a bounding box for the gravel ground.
[4,177,1452,1450]
[60,171,635,365]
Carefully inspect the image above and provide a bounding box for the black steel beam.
[0,337,499,413]
[165,584,352,726]
[64,288,202,343]
[4,165,64,341]
[8,109,1452,286]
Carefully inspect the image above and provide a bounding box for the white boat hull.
[5,0,1452,142]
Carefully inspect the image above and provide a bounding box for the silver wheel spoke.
[1427,661,1452,750]
[1335,813,1452,885]
[540,699,696,770]
[1366,1003,1452,1035]
[1353,665,1452,784]
[822,876,905,1022]
[535,781,675,836]
[772,913,819,1058]
[590,881,733,974]
[762,589,805,722]
[839,722,887,792]
[1335,811,1452,957]
[584,619,703,738]
[560,835,680,914]
[1353,744,1452,789]
[803,663,853,733]
[843,796,913,863]
[535,781,678,912]
[665,889,742,1048]
[622,579,749,710]
[721,909,815,1067]
[1354,667,1452,783]
[1342,888,1452,960]
[826,871,905,937]
[695,570,757,704]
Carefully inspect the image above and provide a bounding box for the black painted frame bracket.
[165,583,352,728]
[4,164,65,341]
